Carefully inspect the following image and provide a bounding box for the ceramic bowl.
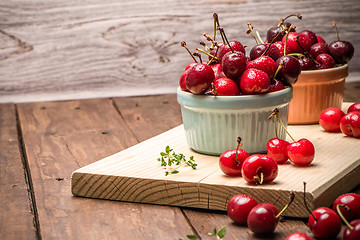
[177,87,293,156]
[288,64,348,124]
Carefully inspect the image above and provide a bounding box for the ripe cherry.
[316,35,326,44]
[343,219,360,240]
[348,102,360,113]
[219,137,249,176]
[268,79,285,93]
[319,107,345,132]
[241,154,278,184]
[246,56,276,79]
[216,40,245,63]
[287,139,315,167]
[275,55,301,85]
[333,193,360,222]
[266,138,289,164]
[185,63,215,94]
[249,43,282,61]
[316,53,335,70]
[227,194,258,225]
[340,111,360,138]
[179,70,189,91]
[298,30,318,52]
[309,42,329,59]
[211,78,239,96]
[285,232,314,240]
[308,207,342,239]
[247,191,295,235]
[298,56,316,71]
[329,40,354,64]
[221,51,247,79]
[282,32,304,54]
[239,68,271,94]
[210,63,226,80]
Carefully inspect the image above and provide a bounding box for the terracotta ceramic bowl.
[288,64,348,124]
[177,87,293,156]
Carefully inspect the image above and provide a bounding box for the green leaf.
[186,235,198,240]
[217,226,226,239]
[171,170,179,174]
[208,227,217,236]
[160,152,167,156]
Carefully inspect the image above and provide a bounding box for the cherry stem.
[200,41,211,52]
[283,24,296,56]
[261,29,285,57]
[218,27,233,52]
[256,31,264,44]
[211,82,217,96]
[270,108,296,142]
[303,182,318,221]
[272,62,283,81]
[333,21,340,41]
[279,13,302,27]
[247,23,259,45]
[213,13,218,43]
[181,41,198,63]
[196,47,217,60]
[275,191,295,219]
[235,136,243,164]
[336,204,354,230]
[254,171,264,185]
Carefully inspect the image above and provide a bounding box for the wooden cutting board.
[71,103,360,218]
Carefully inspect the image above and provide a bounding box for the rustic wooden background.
[1,0,359,103]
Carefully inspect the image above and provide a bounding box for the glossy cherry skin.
[219,148,249,176]
[287,138,315,166]
[348,102,360,113]
[227,194,258,225]
[285,232,314,240]
[212,77,239,96]
[308,207,342,239]
[249,43,281,61]
[241,154,278,184]
[247,203,279,235]
[340,111,360,138]
[267,22,293,43]
[333,193,360,221]
[316,53,335,70]
[309,42,329,59]
[319,107,345,132]
[343,219,360,240]
[298,30,318,52]
[328,40,354,64]
[216,41,246,63]
[246,56,276,79]
[275,55,301,85]
[282,32,304,54]
[316,35,326,44]
[239,68,271,95]
[221,51,247,79]
[185,63,215,94]
[267,138,290,164]
[268,79,285,93]
[298,57,316,70]
[184,62,198,71]
[210,63,226,80]
[179,70,189,91]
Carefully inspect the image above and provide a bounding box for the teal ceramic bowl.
[177,87,293,156]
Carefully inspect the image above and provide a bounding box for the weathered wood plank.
[0,0,359,103]
[0,103,36,239]
[16,98,194,239]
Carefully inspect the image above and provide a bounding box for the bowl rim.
[177,86,293,109]
[300,63,348,74]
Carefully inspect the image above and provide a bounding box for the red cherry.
[308,207,342,239]
[333,193,360,221]
[273,41,285,57]
[287,138,315,166]
[216,41,245,63]
[239,68,271,95]
[219,138,249,175]
[268,79,285,93]
[319,107,345,132]
[210,63,226,80]
[211,78,239,96]
[282,32,304,54]
[246,56,276,79]
[309,42,330,59]
[247,203,279,235]
[184,62,198,71]
[227,194,258,225]
[275,55,302,85]
[179,70,189,92]
[316,35,326,44]
[348,102,360,113]
[241,154,278,184]
[316,53,336,70]
[298,30,318,52]
[285,232,314,240]
[298,56,316,71]
[221,51,247,79]
[340,111,360,138]
[266,138,290,164]
[343,219,360,240]
[185,63,215,94]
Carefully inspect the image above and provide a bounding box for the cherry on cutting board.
[333,193,360,221]
[319,107,345,132]
[340,111,360,138]
[348,102,360,113]
[343,219,360,240]
[227,194,258,225]
[266,138,289,164]
[247,191,295,235]
[241,154,278,184]
[287,139,315,167]
[219,137,249,176]
[284,232,314,240]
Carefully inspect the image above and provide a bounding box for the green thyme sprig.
[157,146,197,176]
[179,226,226,240]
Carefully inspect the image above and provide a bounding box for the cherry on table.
[219,137,249,176]
[267,138,289,164]
[287,138,315,167]
[308,207,342,239]
[241,154,278,184]
[227,194,258,225]
[333,193,360,221]
[285,232,314,240]
[319,107,345,132]
[343,219,360,240]
[340,111,360,138]
[348,102,360,113]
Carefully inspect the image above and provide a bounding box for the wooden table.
[0,82,359,240]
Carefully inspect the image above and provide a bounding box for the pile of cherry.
[319,102,360,138]
[227,190,360,239]
[179,13,354,96]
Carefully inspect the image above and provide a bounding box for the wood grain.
[0,0,359,103]
[0,103,36,239]
[16,98,194,239]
